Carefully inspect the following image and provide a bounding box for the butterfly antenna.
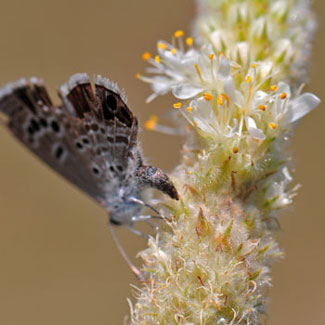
[108,222,145,282]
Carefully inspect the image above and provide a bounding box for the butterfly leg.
[108,222,145,282]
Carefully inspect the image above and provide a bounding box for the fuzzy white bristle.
[0,78,27,100]
[68,73,90,90]
[94,74,128,104]
[30,76,44,86]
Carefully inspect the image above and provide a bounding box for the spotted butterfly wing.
[0,74,139,203]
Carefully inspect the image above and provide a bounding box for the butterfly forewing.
[0,74,139,204]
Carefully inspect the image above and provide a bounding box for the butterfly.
[0,73,179,279]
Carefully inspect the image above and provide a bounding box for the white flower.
[265,167,300,209]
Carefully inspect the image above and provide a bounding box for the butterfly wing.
[0,74,140,204]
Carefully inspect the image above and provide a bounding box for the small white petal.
[225,119,238,137]
[245,116,266,140]
[284,93,320,124]
[172,84,203,99]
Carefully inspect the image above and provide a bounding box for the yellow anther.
[258,104,266,111]
[144,115,158,130]
[135,73,141,79]
[174,30,184,38]
[280,92,287,99]
[270,84,278,92]
[222,93,230,105]
[246,75,252,83]
[269,122,277,129]
[158,42,167,50]
[241,108,246,114]
[187,106,193,112]
[142,52,151,61]
[173,102,182,109]
[186,37,193,46]
[192,120,197,127]
[171,48,177,55]
[217,95,224,106]
[233,146,239,154]
[209,53,214,60]
[251,63,257,68]
[203,92,213,101]
[155,55,161,63]
[194,64,203,81]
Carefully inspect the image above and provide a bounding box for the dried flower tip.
[142,52,151,61]
[270,84,278,92]
[233,146,239,153]
[203,92,213,101]
[186,37,193,46]
[258,105,266,111]
[280,92,287,99]
[174,30,184,38]
[269,122,277,129]
[173,102,182,109]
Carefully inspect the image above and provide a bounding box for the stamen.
[194,64,204,82]
[155,55,161,63]
[135,73,141,79]
[279,92,287,99]
[217,95,224,106]
[258,105,266,111]
[233,146,239,154]
[145,115,158,130]
[186,37,193,46]
[173,102,182,109]
[192,120,198,127]
[174,30,184,38]
[142,52,151,61]
[187,106,193,112]
[158,42,168,50]
[270,84,278,92]
[203,92,213,101]
[171,48,177,55]
[251,63,257,68]
[246,76,252,83]
[209,53,214,60]
[269,122,277,129]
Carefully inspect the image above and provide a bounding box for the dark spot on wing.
[82,137,90,145]
[30,119,40,132]
[106,95,117,110]
[76,142,83,150]
[40,118,48,128]
[55,146,64,159]
[91,123,99,132]
[51,120,60,133]
[92,167,99,175]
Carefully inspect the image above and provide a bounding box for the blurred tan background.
[0,0,323,324]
